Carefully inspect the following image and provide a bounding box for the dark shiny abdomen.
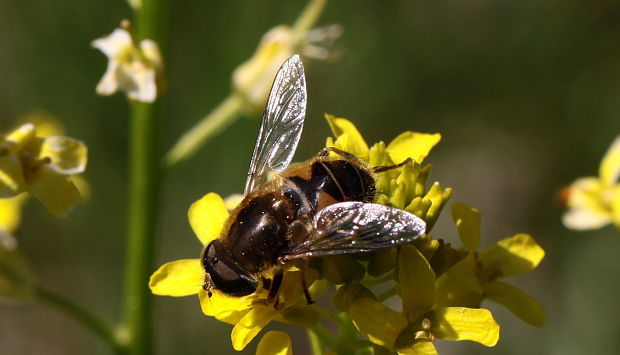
[288,159,375,211]
[223,190,302,273]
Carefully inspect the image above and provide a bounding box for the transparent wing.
[284,202,426,259]
[244,55,307,194]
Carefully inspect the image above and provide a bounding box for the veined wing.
[244,55,307,194]
[284,202,427,259]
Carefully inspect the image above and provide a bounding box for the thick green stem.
[35,287,122,353]
[122,101,162,355]
[163,94,244,169]
[120,0,168,354]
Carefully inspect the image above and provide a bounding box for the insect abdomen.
[288,159,375,211]
[223,191,301,273]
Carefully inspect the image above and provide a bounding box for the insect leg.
[267,270,284,305]
[300,261,314,304]
[372,158,413,173]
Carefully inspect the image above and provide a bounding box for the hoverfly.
[202,55,426,302]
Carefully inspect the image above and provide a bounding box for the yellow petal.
[28,166,80,218]
[149,259,203,296]
[349,297,408,349]
[430,307,499,347]
[479,233,544,278]
[451,203,480,252]
[562,177,611,230]
[397,341,438,355]
[0,156,26,197]
[39,136,88,175]
[2,123,36,155]
[325,114,369,157]
[71,175,91,201]
[198,289,250,325]
[599,135,620,185]
[483,281,545,327]
[231,304,278,350]
[188,193,229,245]
[562,205,612,230]
[18,111,65,137]
[0,194,27,232]
[386,132,441,165]
[435,253,484,308]
[256,331,293,355]
[399,245,435,318]
[613,186,620,230]
[422,182,452,230]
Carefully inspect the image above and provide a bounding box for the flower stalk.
[34,286,123,354]
[121,0,168,354]
[163,94,244,169]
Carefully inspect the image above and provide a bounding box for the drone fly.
[201,55,426,302]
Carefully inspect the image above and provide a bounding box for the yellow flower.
[344,245,499,354]
[256,331,293,355]
[562,136,620,230]
[0,123,87,218]
[149,193,321,351]
[435,203,546,327]
[92,27,163,103]
[324,114,447,225]
[233,9,342,115]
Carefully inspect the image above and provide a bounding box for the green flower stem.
[310,324,338,351]
[307,328,323,355]
[293,0,328,34]
[34,286,122,353]
[122,101,162,355]
[163,94,244,169]
[120,0,168,354]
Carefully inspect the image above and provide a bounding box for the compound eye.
[202,241,257,297]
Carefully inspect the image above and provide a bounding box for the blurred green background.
[2,0,620,354]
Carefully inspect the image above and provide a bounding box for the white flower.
[92,28,162,103]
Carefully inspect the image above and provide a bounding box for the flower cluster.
[562,136,620,231]
[0,121,87,218]
[150,116,545,354]
[1,114,87,299]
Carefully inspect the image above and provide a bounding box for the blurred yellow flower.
[435,203,546,327]
[92,27,163,103]
[0,123,87,217]
[233,23,341,115]
[149,193,321,351]
[562,136,620,230]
